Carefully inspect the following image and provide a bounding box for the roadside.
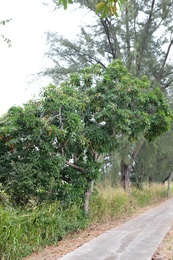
[152,226,173,260]
[24,198,172,260]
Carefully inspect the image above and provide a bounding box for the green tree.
[1,60,172,211]
[55,0,125,17]
[44,0,173,89]
[0,104,64,204]
[42,0,173,189]
[133,126,173,186]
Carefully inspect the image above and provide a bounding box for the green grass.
[0,203,88,260]
[0,183,172,259]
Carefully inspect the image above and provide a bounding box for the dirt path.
[24,198,173,260]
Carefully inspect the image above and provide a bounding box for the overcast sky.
[0,0,89,115]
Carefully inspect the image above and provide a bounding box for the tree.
[54,0,125,17]
[42,0,173,190]
[0,104,64,204]
[0,60,172,211]
[130,121,173,190]
[45,0,173,89]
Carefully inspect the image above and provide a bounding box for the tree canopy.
[43,0,173,190]
[0,60,172,210]
[55,0,125,17]
[45,0,173,91]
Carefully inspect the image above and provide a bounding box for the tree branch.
[65,160,86,174]
[131,138,145,163]
[90,145,100,161]
[101,18,117,59]
[61,41,106,69]
[157,39,173,81]
[128,138,145,173]
[136,0,155,74]
[125,7,131,69]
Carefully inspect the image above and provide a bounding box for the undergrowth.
[0,183,172,260]
[0,203,88,260]
[89,183,171,222]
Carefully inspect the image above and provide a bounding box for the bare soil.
[152,226,173,260]
[23,199,172,260]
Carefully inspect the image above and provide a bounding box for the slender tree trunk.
[167,172,173,197]
[121,138,145,193]
[162,174,171,184]
[84,180,94,215]
[148,176,153,187]
[137,163,144,189]
[121,161,131,193]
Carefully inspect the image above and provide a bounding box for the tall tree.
[44,0,173,90]
[133,126,173,187]
[42,0,173,189]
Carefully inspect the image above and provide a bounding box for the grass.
[0,183,172,260]
[0,203,88,260]
[90,186,130,222]
[90,183,171,223]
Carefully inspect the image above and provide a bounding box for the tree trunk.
[121,161,131,193]
[167,172,173,197]
[137,163,144,189]
[148,176,153,187]
[84,180,94,215]
[121,138,145,193]
[162,174,170,184]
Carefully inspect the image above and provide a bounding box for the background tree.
[44,0,173,89]
[132,127,173,188]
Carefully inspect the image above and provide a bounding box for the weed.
[0,203,88,260]
[0,183,171,259]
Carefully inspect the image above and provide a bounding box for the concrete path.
[59,198,173,260]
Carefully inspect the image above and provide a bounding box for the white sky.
[0,1,172,116]
[0,0,90,115]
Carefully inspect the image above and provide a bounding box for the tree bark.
[121,161,131,193]
[148,176,153,187]
[137,163,144,189]
[167,172,173,197]
[121,138,145,193]
[136,0,155,75]
[84,180,94,215]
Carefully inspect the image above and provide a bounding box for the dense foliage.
[44,0,173,187]
[0,60,172,208]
